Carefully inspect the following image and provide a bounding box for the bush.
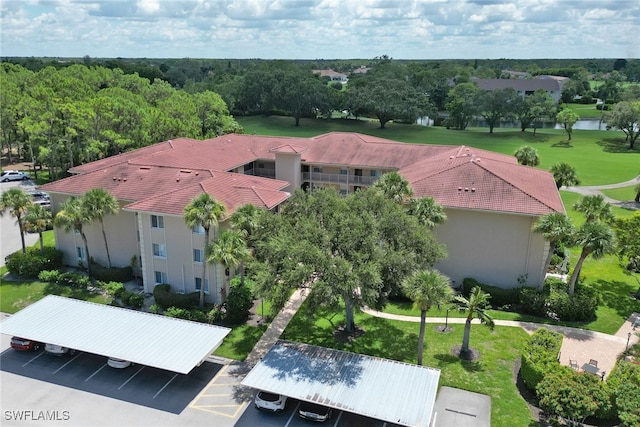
[149,304,161,314]
[164,306,207,323]
[462,277,520,308]
[520,328,563,391]
[207,305,225,323]
[5,247,64,278]
[519,287,548,316]
[120,291,144,309]
[225,281,253,324]
[38,269,91,288]
[548,284,599,321]
[153,284,200,309]
[100,281,125,299]
[606,361,640,423]
[90,262,133,282]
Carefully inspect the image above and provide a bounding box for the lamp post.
[627,332,632,350]
[445,307,451,330]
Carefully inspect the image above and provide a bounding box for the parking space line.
[22,352,45,367]
[332,411,342,427]
[153,373,178,399]
[285,402,301,427]
[85,364,107,382]
[190,402,248,418]
[53,353,82,374]
[189,364,229,404]
[117,365,145,390]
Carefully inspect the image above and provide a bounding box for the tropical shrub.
[5,247,63,278]
[225,279,253,324]
[164,306,207,323]
[520,328,563,391]
[153,284,199,309]
[98,281,125,299]
[90,262,133,283]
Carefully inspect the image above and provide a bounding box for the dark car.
[10,337,42,351]
[298,402,332,422]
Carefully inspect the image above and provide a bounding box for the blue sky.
[1,0,638,59]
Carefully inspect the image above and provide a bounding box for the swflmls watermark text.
[4,410,70,422]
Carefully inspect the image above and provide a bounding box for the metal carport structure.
[0,295,230,374]
[241,340,441,427]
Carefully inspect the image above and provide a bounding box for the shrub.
[38,269,91,289]
[149,304,161,314]
[38,270,63,283]
[5,247,64,278]
[225,281,253,324]
[519,287,548,316]
[164,306,207,323]
[548,284,599,321]
[90,263,133,282]
[207,305,226,323]
[462,277,520,308]
[152,284,200,309]
[520,328,563,391]
[606,361,640,423]
[101,281,125,299]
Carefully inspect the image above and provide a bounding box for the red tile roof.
[44,132,564,217]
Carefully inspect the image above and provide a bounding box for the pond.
[417,117,609,130]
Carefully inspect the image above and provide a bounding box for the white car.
[1,170,30,182]
[107,357,132,369]
[254,391,287,412]
[299,402,332,422]
[44,343,75,356]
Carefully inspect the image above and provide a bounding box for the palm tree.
[514,145,540,166]
[0,188,32,254]
[533,212,575,281]
[230,203,260,245]
[23,204,52,251]
[568,221,615,296]
[207,229,251,301]
[454,286,495,360]
[550,162,580,189]
[372,171,413,204]
[409,197,447,229]
[82,188,119,268]
[55,197,92,275]
[183,193,227,307]
[573,194,615,224]
[402,269,454,365]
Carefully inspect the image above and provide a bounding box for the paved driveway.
[0,180,39,266]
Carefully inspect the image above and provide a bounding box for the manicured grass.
[236,116,640,186]
[285,303,534,427]
[0,280,111,313]
[564,102,603,119]
[601,185,639,202]
[214,323,267,360]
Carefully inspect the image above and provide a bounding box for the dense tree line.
[1,63,242,177]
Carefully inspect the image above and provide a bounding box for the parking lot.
[0,346,221,414]
[235,394,403,427]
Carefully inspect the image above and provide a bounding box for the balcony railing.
[301,172,378,186]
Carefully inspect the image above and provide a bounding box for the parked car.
[254,391,287,412]
[32,199,51,209]
[10,336,42,351]
[44,343,76,356]
[298,402,332,422]
[28,190,50,200]
[1,170,30,182]
[107,357,132,369]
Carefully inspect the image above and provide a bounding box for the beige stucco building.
[41,132,564,304]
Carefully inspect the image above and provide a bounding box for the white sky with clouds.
[1,0,638,59]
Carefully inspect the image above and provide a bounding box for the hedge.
[153,284,199,309]
[90,263,133,283]
[462,277,520,308]
[5,247,64,278]
[520,328,563,391]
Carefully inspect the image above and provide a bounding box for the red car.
[10,337,42,351]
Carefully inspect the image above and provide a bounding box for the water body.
[417,117,609,130]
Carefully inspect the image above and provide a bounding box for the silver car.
[44,343,76,356]
[1,170,30,182]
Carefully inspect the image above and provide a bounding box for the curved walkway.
[363,307,639,379]
[563,175,640,210]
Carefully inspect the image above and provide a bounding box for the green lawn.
[601,185,639,202]
[214,323,268,360]
[285,303,535,427]
[0,280,111,313]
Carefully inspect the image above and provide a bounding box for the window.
[192,224,205,234]
[154,271,167,284]
[152,243,166,258]
[193,248,204,263]
[195,277,209,293]
[76,246,85,261]
[340,168,348,175]
[370,170,380,177]
[151,215,164,229]
[313,166,323,173]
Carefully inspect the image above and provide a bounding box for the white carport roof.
[0,295,230,374]
[241,340,440,427]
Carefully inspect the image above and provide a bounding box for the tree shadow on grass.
[595,137,640,154]
[551,140,573,148]
[433,351,484,373]
[593,279,640,319]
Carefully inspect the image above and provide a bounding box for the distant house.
[40,132,563,302]
[311,69,347,82]
[351,66,371,74]
[472,77,563,103]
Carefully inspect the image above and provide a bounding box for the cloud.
[0,0,638,59]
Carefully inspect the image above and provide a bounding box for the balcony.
[302,172,378,186]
